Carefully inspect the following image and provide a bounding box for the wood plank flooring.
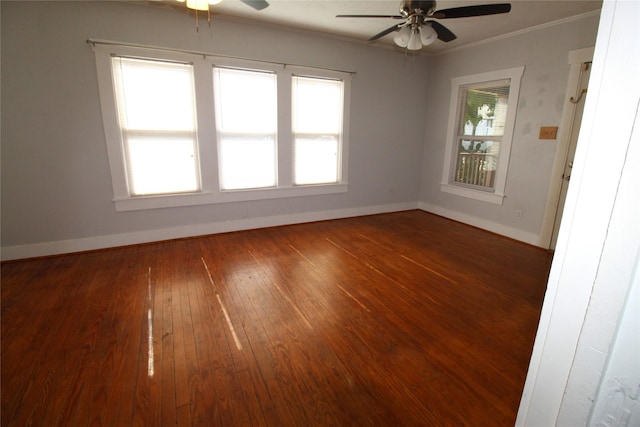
[1,210,553,426]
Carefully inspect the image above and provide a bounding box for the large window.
[441,67,524,204]
[93,43,351,211]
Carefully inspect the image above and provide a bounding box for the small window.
[454,82,509,189]
[213,67,277,190]
[292,75,344,185]
[112,57,201,196]
[441,67,524,204]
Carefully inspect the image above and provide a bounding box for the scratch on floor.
[200,257,243,351]
[336,283,371,313]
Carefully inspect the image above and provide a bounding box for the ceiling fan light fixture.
[185,0,210,11]
[393,25,411,48]
[419,22,438,46]
[407,27,422,50]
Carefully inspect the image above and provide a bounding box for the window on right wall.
[441,66,525,205]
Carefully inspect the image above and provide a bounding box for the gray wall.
[1,1,428,253]
[419,14,600,243]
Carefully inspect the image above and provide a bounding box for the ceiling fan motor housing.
[399,0,437,17]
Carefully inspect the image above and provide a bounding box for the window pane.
[461,83,510,137]
[293,76,342,133]
[126,135,200,195]
[113,57,196,131]
[214,67,276,133]
[294,136,338,185]
[454,139,499,189]
[218,136,276,190]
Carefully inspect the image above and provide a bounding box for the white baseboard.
[1,202,419,261]
[1,201,546,261]
[418,202,543,247]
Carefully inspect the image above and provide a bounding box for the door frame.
[539,46,594,249]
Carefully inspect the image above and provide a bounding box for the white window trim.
[93,44,351,212]
[440,66,525,205]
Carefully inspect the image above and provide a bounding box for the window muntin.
[213,67,277,190]
[112,57,201,196]
[440,66,524,205]
[292,76,343,185]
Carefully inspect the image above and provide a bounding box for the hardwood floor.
[1,210,553,426]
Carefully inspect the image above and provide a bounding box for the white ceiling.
[155,0,602,54]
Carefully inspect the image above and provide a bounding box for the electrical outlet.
[515,210,523,220]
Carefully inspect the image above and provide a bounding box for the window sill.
[440,183,505,205]
[114,183,349,212]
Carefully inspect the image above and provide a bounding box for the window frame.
[93,44,351,212]
[440,66,524,205]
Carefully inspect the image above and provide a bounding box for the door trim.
[539,47,594,248]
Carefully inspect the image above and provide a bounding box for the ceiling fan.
[337,1,511,51]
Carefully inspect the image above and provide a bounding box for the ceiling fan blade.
[369,24,402,41]
[428,21,457,42]
[336,14,404,19]
[433,3,511,19]
[240,0,269,10]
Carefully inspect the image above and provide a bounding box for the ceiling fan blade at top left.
[336,14,404,19]
[368,23,402,41]
[240,0,269,10]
